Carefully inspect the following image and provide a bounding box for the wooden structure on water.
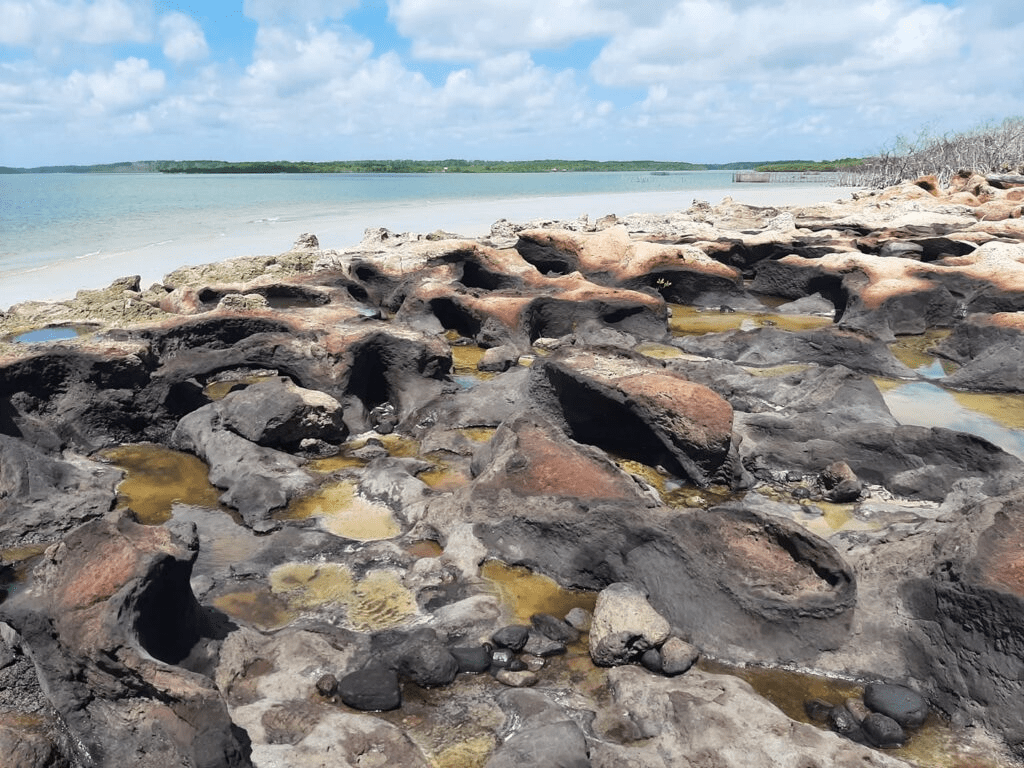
[733,171,840,184]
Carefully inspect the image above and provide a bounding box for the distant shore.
[1,183,856,311]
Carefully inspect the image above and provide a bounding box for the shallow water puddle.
[103,443,225,524]
[888,331,956,379]
[634,341,685,360]
[699,659,1005,768]
[877,380,1024,460]
[668,304,833,336]
[203,372,280,400]
[269,561,418,632]
[10,324,96,343]
[480,559,596,626]
[277,480,401,540]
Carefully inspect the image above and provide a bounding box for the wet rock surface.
[0,179,1023,765]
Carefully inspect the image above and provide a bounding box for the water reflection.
[881,381,1024,460]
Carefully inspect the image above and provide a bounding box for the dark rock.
[338,664,402,711]
[804,698,833,723]
[522,631,566,658]
[490,648,516,668]
[828,704,864,741]
[492,624,531,651]
[0,434,121,546]
[449,645,491,674]
[531,612,581,644]
[672,326,916,378]
[0,513,250,768]
[863,682,928,728]
[315,673,338,697]
[397,642,459,688]
[640,648,663,673]
[861,712,906,748]
[216,376,347,450]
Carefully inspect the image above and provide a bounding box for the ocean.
[0,170,848,309]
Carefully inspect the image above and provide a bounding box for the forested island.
[0,158,854,175]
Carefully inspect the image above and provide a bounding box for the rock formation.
[1,180,1024,766]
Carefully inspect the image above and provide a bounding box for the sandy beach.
[1,183,855,311]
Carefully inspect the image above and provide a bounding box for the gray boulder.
[589,583,670,667]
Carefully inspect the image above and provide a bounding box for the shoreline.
[1,183,855,311]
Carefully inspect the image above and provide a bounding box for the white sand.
[1,184,855,310]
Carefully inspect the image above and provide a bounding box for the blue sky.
[0,0,1020,166]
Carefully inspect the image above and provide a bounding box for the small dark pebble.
[491,648,515,668]
[530,613,580,644]
[804,698,833,723]
[828,704,865,743]
[492,624,531,652]
[450,645,491,674]
[862,712,906,748]
[640,649,662,673]
[315,673,338,697]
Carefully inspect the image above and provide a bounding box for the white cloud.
[0,0,150,47]
[388,0,631,60]
[242,0,359,25]
[63,57,165,114]
[243,25,374,95]
[160,12,209,64]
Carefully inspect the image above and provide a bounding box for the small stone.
[564,607,592,632]
[492,624,531,651]
[506,659,527,672]
[449,645,491,674]
[338,664,401,711]
[863,682,928,728]
[828,704,863,741]
[315,673,338,697]
[397,643,458,688]
[530,613,580,644]
[845,697,870,723]
[659,637,699,676]
[640,649,662,673]
[804,698,833,723]
[520,654,546,672]
[522,631,566,658]
[862,712,906,748]
[490,648,515,668]
[495,669,538,688]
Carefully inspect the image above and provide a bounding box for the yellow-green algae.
[203,372,280,401]
[269,561,418,632]
[668,304,833,336]
[888,330,956,374]
[277,480,401,540]
[634,341,685,360]
[950,390,1024,432]
[212,588,296,631]
[103,443,223,524]
[480,559,596,626]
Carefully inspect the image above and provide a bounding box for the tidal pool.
[480,559,596,626]
[277,480,401,540]
[269,561,418,632]
[103,443,224,525]
[10,325,95,343]
[668,304,833,336]
[699,660,1007,768]
[879,381,1024,460]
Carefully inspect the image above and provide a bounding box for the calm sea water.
[0,170,839,308]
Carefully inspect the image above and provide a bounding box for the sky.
[1,0,1022,167]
